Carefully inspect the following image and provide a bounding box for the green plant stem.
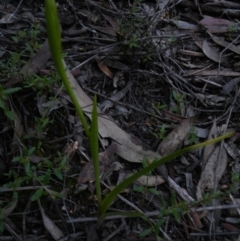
[98,131,233,217]
[44,0,90,139]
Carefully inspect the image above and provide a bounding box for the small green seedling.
[154,124,166,140]
[154,102,167,110]
[0,51,26,79]
[12,23,41,55]
[188,126,199,145]
[0,84,21,120]
[171,90,185,114]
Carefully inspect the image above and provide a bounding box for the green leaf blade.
[99,131,234,218]
[31,187,44,201]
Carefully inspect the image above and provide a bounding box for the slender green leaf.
[133,186,145,193]
[31,187,44,201]
[28,147,36,155]
[43,169,51,184]
[5,111,15,120]
[155,218,166,230]
[172,207,183,223]
[24,161,31,175]
[140,229,152,237]
[45,160,53,168]
[2,87,21,94]
[98,132,233,217]
[170,191,176,206]
[53,168,63,180]
[141,215,149,222]
[148,188,159,195]
[44,0,90,138]
[0,99,5,109]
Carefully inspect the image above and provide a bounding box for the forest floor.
[0,0,240,240]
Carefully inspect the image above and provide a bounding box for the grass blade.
[99,131,233,217]
[44,0,90,138]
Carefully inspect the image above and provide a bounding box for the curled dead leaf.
[95,57,113,79]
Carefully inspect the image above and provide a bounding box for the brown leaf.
[63,141,78,161]
[222,77,240,95]
[77,161,95,185]
[199,16,238,33]
[221,222,240,232]
[29,155,49,164]
[196,145,228,200]
[195,93,226,106]
[95,58,113,79]
[161,109,186,122]
[103,58,129,70]
[210,33,240,55]
[157,117,197,155]
[64,60,163,167]
[202,40,226,63]
[38,200,64,240]
[78,9,99,23]
[77,143,117,185]
[100,81,133,111]
[169,19,199,31]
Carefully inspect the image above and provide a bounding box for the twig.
[7,0,24,22]
[218,34,240,75]
[103,220,125,241]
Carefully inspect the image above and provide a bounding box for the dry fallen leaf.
[125,173,165,186]
[63,141,78,161]
[95,57,113,79]
[38,200,64,240]
[195,93,226,106]
[196,144,228,200]
[64,60,162,165]
[100,81,133,111]
[157,117,197,155]
[222,77,240,95]
[202,40,226,63]
[199,16,237,33]
[77,143,117,185]
[102,14,119,31]
[78,9,99,23]
[209,33,240,55]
